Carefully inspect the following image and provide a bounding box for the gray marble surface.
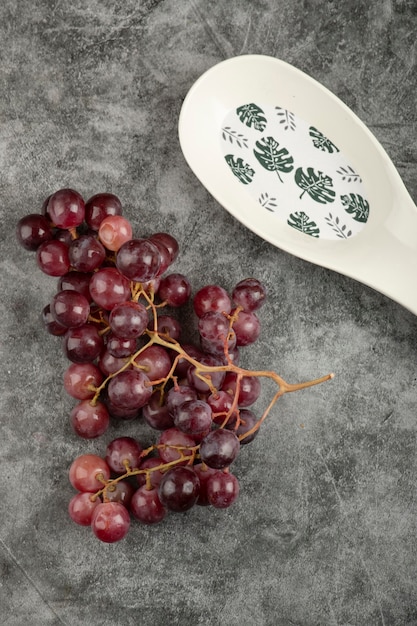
[1,1,417,625]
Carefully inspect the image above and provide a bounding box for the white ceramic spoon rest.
[178,55,417,315]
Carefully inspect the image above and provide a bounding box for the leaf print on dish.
[224,155,255,184]
[325,213,353,239]
[221,127,249,148]
[336,165,362,183]
[341,193,369,222]
[309,127,339,153]
[253,136,294,182]
[236,103,267,131]
[259,192,277,212]
[295,167,336,204]
[287,212,320,238]
[275,107,296,131]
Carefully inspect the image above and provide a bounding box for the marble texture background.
[1,1,417,625]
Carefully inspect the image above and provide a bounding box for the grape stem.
[89,282,334,501]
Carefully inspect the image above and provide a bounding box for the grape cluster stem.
[89,282,334,502]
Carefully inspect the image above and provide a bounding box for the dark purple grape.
[41,304,67,336]
[147,237,172,276]
[64,324,104,363]
[232,309,261,346]
[50,289,90,328]
[70,400,110,438]
[85,192,122,231]
[165,385,198,416]
[199,429,240,469]
[221,372,261,407]
[58,271,93,301]
[174,400,213,435]
[105,401,140,421]
[69,234,106,272]
[105,480,135,508]
[206,471,240,508]
[89,267,131,310]
[130,486,167,524]
[173,344,204,378]
[226,409,259,444]
[198,311,236,355]
[151,315,181,341]
[193,463,216,506]
[207,390,238,425]
[109,301,148,339]
[193,284,232,318]
[136,456,166,488]
[157,427,195,464]
[97,349,129,376]
[107,369,152,409]
[47,188,85,229]
[106,333,137,358]
[143,392,174,430]
[232,278,267,312]
[158,466,200,512]
[53,228,74,246]
[158,273,191,307]
[105,437,143,474]
[149,232,179,265]
[36,240,70,276]
[16,214,52,250]
[116,238,161,282]
[133,345,172,381]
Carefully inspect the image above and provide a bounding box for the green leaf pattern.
[224,155,255,184]
[253,136,294,182]
[236,104,267,131]
[341,193,369,222]
[220,102,370,240]
[295,167,335,204]
[287,212,320,237]
[309,127,339,153]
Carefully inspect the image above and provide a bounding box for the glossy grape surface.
[158,466,200,512]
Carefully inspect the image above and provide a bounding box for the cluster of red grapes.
[17,188,332,543]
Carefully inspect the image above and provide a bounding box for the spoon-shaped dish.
[178,54,417,315]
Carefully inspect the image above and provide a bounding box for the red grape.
[70,399,110,438]
[63,362,103,400]
[232,278,266,312]
[69,234,106,272]
[36,240,70,276]
[47,188,85,229]
[98,215,132,251]
[107,369,152,410]
[85,192,122,230]
[68,492,101,526]
[206,471,240,508]
[16,214,52,250]
[193,284,232,318]
[91,501,130,543]
[158,466,200,512]
[130,486,167,524]
[105,437,143,474]
[69,454,110,492]
[50,289,90,328]
[199,429,240,469]
[89,267,131,310]
[116,238,161,282]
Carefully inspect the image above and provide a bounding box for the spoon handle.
[343,184,417,315]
